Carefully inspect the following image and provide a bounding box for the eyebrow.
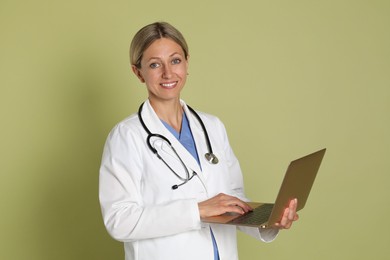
[146,52,183,62]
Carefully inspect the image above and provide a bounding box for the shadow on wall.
[32,50,135,259]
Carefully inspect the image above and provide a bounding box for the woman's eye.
[149,63,160,69]
[172,58,181,65]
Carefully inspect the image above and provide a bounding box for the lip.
[160,81,178,89]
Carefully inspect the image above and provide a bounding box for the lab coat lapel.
[183,104,210,177]
[142,100,203,176]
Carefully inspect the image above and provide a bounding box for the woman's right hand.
[198,193,252,218]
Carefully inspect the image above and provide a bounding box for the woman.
[99,21,298,260]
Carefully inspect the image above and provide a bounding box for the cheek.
[177,65,188,77]
[143,71,159,84]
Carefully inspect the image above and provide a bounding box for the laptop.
[201,148,326,229]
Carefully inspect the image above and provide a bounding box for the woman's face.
[132,38,189,104]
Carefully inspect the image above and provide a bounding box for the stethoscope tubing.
[186,105,215,158]
[137,102,218,189]
[138,102,214,158]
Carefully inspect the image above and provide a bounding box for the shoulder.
[193,110,224,126]
[186,106,227,136]
[183,101,221,123]
[116,113,140,129]
[106,112,143,141]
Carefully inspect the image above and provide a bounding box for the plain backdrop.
[1,0,389,259]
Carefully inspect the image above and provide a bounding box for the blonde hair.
[130,22,189,69]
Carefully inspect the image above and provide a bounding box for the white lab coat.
[99,100,278,260]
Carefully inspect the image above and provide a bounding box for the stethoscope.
[138,102,219,189]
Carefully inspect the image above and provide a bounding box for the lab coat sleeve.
[216,118,279,242]
[99,123,201,242]
[239,226,279,242]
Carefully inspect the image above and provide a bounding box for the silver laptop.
[201,148,326,228]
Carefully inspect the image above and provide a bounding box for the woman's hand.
[274,198,299,229]
[198,193,252,218]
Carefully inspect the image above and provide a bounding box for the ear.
[185,55,190,72]
[131,65,145,83]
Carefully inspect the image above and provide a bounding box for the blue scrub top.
[161,111,220,260]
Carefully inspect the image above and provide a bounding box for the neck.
[149,99,183,132]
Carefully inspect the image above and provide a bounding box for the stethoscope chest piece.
[205,153,219,164]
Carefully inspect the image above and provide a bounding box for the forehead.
[142,38,185,60]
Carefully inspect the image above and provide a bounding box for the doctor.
[99,22,299,260]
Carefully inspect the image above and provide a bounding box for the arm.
[99,123,201,242]
[196,117,298,241]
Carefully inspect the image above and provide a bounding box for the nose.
[162,64,173,79]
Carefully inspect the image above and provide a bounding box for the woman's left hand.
[274,198,299,229]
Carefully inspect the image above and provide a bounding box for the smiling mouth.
[160,82,177,89]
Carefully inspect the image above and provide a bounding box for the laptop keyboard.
[229,203,274,226]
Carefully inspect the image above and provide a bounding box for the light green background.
[1,0,389,259]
